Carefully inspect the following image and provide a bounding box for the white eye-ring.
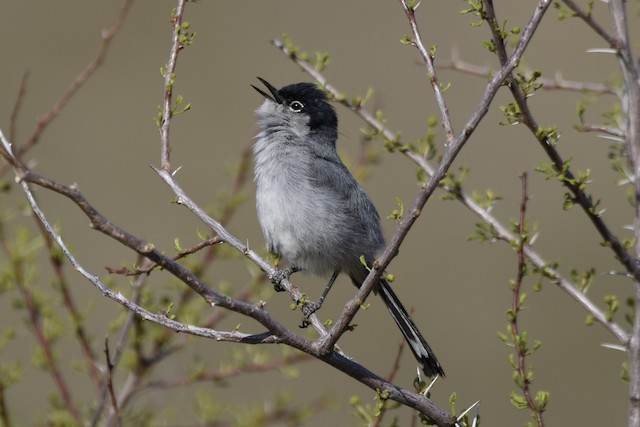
[289,100,304,113]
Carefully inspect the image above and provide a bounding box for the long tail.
[377,279,445,377]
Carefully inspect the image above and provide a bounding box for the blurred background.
[0,0,635,425]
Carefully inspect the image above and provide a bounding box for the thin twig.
[0,0,134,178]
[437,55,616,95]
[31,210,102,388]
[9,72,29,143]
[10,250,81,421]
[511,173,545,427]
[560,0,618,47]
[399,0,455,143]
[142,352,313,389]
[159,0,188,171]
[0,383,9,427]
[103,338,122,427]
[91,262,145,426]
[105,236,222,276]
[371,339,407,427]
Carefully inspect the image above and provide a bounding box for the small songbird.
[252,78,444,377]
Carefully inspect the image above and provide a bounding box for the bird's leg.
[300,270,339,328]
[268,266,300,292]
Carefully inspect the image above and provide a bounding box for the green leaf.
[534,390,550,411]
[510,391,529,409]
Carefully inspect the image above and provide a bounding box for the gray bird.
[252,78,444,377]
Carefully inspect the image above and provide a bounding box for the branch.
[105,236,223,276]
[605,2,640,426]
[4,239,81,421]
[560,0,618,47]
[159,0,188,171]
[142,352,313,390]
[34,210,102,388]
[0,133,292,345]
[0,0,134,178]
[317,0,554,355]
[437,54,616,95]
[511,173,546,427]
[481,0,640,284]
[91,264,145,426]
[399,0,455,143]
[9,72,29,143]
[0,127,459,425]
[103,338,121,427]
[271,0,627,345]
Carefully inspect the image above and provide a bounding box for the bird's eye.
[289,100,304,113]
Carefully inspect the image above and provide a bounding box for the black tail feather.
[376,279,445,378]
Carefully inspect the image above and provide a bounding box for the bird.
[251,77,444,377]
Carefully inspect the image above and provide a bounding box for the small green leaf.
[510,391,529,409]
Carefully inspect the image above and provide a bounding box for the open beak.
[251,77,283,104]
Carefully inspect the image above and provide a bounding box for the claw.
[268,267,295,292]
[299,300,321,328]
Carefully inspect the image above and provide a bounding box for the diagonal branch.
[0,0,134,178]
[399,0,455,143]
[482,0,640,282]
[271,0,627,345]
[560,0,617,47]
[0,127,457,426]
[318,0,554,355]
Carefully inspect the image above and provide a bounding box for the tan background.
[0,0,633,425]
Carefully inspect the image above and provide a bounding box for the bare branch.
[9,72,29,143]
[271,0,628,345]
[159,0,188,171]
[103,338,121,427]
[1,236,81,421]
[0,0,134,178]
[105,236,223,276]
[0,127,457,425]
[482,0,640,284]
[560,0,618,47]
[32,209,102,388]
[437,54,616,95]
[605,2,640,425]
[316,0,554,356]
[399,0,455,143]
[91,263,145,426]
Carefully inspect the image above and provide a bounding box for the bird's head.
[252,77,338,138]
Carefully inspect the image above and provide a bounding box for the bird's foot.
[299,300,321,328]
[268,267,296,292]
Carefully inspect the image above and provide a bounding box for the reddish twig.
[0,0,134,178]
[510,173,545,427]
[9,72,29,143]
[103,338,122,427]
[560,0,617,47]
[9,252,81,421]
[371,339,406,427]
[105,236,223,276]
[142,352,313,390]
[31,211,102,388]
